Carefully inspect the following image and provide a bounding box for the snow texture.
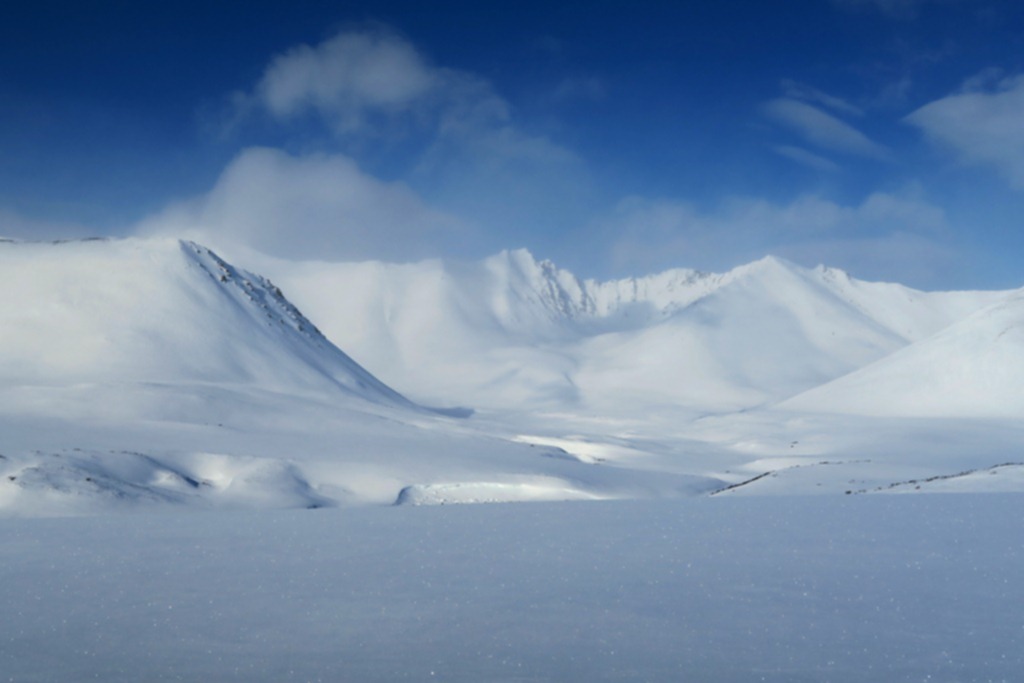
[1,496,1022,682]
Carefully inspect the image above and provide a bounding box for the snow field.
[1,495,1021,682]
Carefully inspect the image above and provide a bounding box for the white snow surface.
[783,290,1024,417]
[2,496,1022,682]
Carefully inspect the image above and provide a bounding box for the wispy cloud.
[602,190,953,286]
[550,76,608,104]
[906,73,1024,189]
[763,98,891,160]
[773,145,842,172]
[136,147,469,262]
[781,80,864,117]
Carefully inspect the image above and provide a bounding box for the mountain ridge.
[0,237,412,415]
[2,236,1022,516]
[257,247,1012,413]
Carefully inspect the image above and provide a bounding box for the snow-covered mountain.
[783,290,1024,418]
[258,249,1009,414]
[0,238,724,514]
[0,238,410,416]
[3,245,1020,683]
[2,237,1021,517]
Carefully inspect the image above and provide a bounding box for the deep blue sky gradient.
[2,0,1023,288]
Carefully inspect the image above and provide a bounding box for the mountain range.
[1,236,1021,514]
[259,247,1011,415]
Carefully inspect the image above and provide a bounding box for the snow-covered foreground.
[3,495,1022,682]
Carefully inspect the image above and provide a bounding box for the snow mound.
[782,291,1024,417]
[0,449,331,516]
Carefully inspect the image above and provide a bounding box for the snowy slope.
[0,238,407,407]
[255,250,1008,414]
[782,290,1024,418]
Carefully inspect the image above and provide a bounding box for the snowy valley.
[2,237,1021,513]
[2,237,1023,681]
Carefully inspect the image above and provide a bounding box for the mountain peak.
[0,236,411,413]
[731,254,802,278]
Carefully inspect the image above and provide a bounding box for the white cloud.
[763,98,891,160]
[775,232,957,285]
[235,26,580,189]
[906,74,1024,189]
[956,67,1005,94]
[603,191,953,286]
[781,80,864,117]
[252,28,440,132]
[242,26,538,152]
[136,147,469,262]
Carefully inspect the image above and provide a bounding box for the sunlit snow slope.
[262,249,1008,414]
[783,290,1024,417]
[0,238,409,413]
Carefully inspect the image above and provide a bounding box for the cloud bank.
[125,23,980,290]
[0,209,99,242]
[137,147,468,262]
[224,26,586,248]
[604,190,954,287]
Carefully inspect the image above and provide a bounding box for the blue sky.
[2,0,1023,288]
